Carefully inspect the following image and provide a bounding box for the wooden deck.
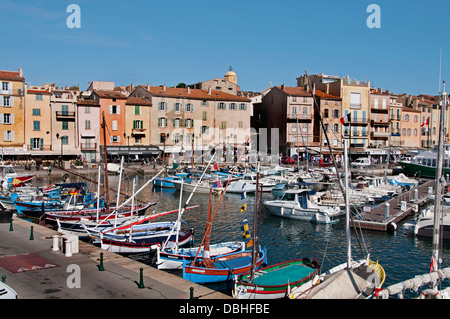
[351,180,437,232]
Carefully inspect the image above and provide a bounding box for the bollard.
[190,287,195,299]
[428,187,433,194]
[385,202,390,219]
[65,238,72,257]
[138,268,144,288]
[414,189,418,201]
[9,218,13,231]
[52,235,60,252]
[401,201,407,211]
[98,252,105,271]
[29,226,34,240]
[1,275,5,283]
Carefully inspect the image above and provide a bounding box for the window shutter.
[117,105,120,114]
[10,97,14,107]
[140,120,143,128]
[30,138,33,149]
[109,105,113,114]
[4,131,7,141]
[11,114,14,124]
[11,131,14,141]
[133,120,136,129]
[0,114,3,124]
[9,82,13,95]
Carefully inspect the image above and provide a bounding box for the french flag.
[340,113,351,125]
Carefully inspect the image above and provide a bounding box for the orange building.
[91,89,128,147]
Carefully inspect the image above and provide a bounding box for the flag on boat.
[246,239,253,248]
[241,217,250,238]
[241,192,247,200]
[212,179,222,188]
[340,113,351,125]
[421,118,429,127]
[430,256,437,272]
[240,203,247,212]
[213,163,219,170]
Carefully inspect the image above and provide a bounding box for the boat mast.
[344,139,352,268]
[101,112,110,211]
[431,81,447,276]
[250,172,260,282]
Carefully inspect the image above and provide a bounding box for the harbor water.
[37,170,450,297]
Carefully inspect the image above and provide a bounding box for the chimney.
[208,87,212,95]
[162,84,166,91]
[19,66,23,78]
[187,87,191,94]
[378,88,382,94]
[281,83,285,91]
[146,84,150,91]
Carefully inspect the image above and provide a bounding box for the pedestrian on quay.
[48,164,52,176]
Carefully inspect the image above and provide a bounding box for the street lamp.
[161,133,169,167]
[56,133,63,157]
[123,132,130,165]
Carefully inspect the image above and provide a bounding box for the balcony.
[56,111,75,121]
[372,131,390,138]
[132,128,146,135]
[81,143,97,151]
[371,119,389,125]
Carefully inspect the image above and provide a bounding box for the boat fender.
[419,289,441,299]
[412,204,419,213]
[387,222,397,232]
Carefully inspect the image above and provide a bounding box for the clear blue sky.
[2,0,449,95]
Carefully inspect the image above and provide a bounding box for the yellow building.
[0,68,26,154]
[224,66,238,85]
[24,85,52,152]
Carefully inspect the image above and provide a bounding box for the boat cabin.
[279,189,312,209]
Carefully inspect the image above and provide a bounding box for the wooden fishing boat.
[182,248,267,284]
[156,241,246,270]
[44,202,155,222]
[233,258,320,299]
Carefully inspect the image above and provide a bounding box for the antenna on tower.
[439,48,443,93]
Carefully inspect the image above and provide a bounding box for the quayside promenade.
[0,216,230,299]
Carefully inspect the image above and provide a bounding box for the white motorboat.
[264,189,341,224]
[225,179,256,194]
[172,179,224,194]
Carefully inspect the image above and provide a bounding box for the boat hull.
[100,229,193,254]
[264,201,339,224]
[399,161,450,178]
[233,258,320,299]
[182,248,267,284]
[156,241,246,270]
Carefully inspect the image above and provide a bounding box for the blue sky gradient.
[2,0,449,95]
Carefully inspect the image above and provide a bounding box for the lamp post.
[123,132,130,165]
[56,133,63,157]
[161,133,169,167]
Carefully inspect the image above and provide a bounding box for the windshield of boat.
[281,192,296,201]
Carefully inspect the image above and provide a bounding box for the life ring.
[419,289,441,299]
[387,222,397,232]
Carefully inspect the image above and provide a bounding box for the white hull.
[172,180,223,194]
[264,201,338,224]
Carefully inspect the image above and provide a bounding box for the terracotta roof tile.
[126,96,152,106]
[142,86,251,102]
[0,70,24,81]
[27,89,51,95]
[93,89,128,99]
[77,99,99,106]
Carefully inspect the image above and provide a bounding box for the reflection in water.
[48,173,450,292]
